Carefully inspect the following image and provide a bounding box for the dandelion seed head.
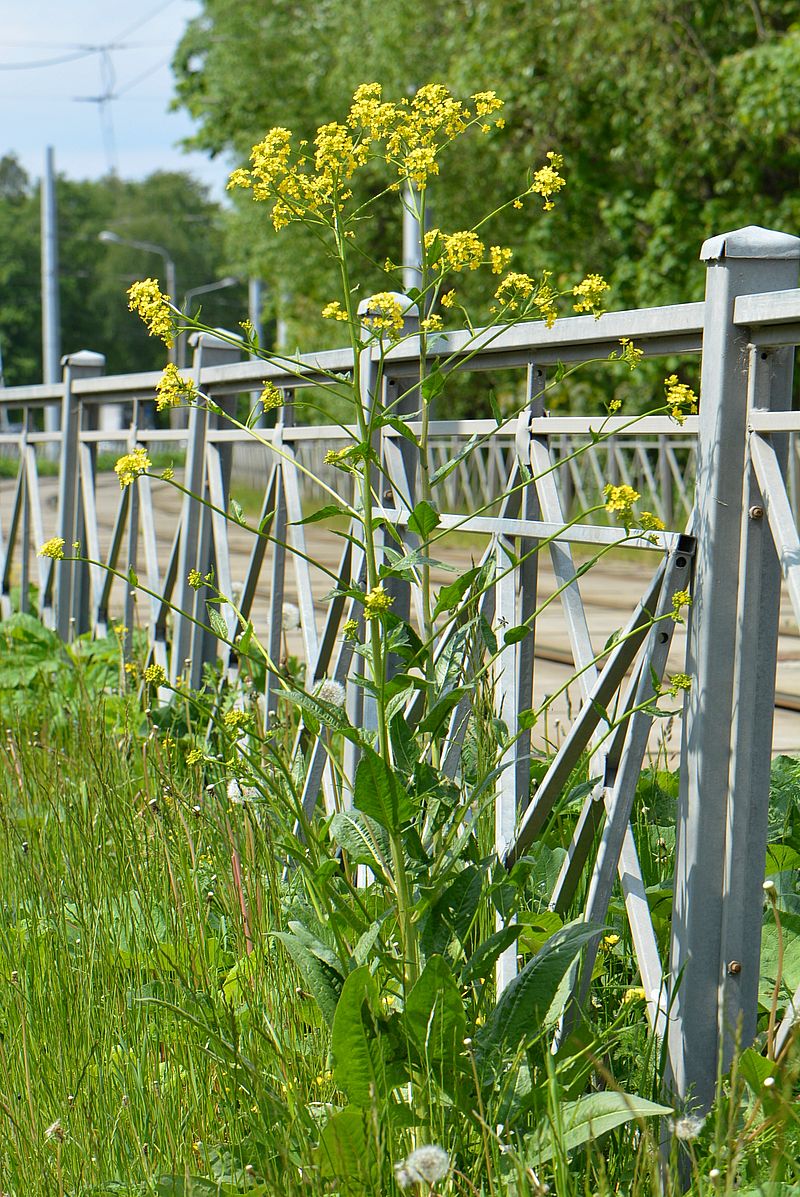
[394,1145,450,1188]
[670,1113,705,1141]
[282,603,301,631]
[316,678,346,707]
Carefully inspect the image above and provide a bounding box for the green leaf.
[330,810,391,881]
[385,415,419,446]
[476,920,601,1064]
[503,624,531,645]
[417,687,470,739]
[738,1046,777,1094]
[317,1106,380,1195]
[237,621,254,655]
[128,565,138,588]
[554,361,566,383]
[297,504,347,524]
[230,497,246,525]
[154,1179,224,1197]
[421,368,446,402]
[273,926,344,1026]
[433,567,481,618]
[331,965,388,1106]
[354,746,415,830]
[421,866,483,958]
[489,389,502,425]
[408,499,440,539]
[404,955,466,1066]
[462,926,523,985]
[207,606,229,640]
[283,687,354,734]
[526,1091,672,1165]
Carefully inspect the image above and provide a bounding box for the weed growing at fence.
[24,81,792,1195]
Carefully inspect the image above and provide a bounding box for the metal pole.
[402,182,423,295]
[668,226,800,1110]
[41,147,61,446]
[248,278,264,348]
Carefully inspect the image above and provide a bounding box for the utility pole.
[248,277,264,350]
[41,146,61,438]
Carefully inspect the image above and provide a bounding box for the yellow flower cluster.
[144,663,167,686]
[115,447,151,488]
[622,987,646,1004]
[223,708,250,730]
[127,278,174,347]
[364,582,393,619]
[530,151,566,210]
[671,589,692,622]
[439,230,485,272]
[421,314,443,332]
[324,447,350,468]
[490,245,513,274]
[668,673,692,696]
[322,301,348,321]
[610,337,644,370]
[665,375,698,425]
[155,363,196,412]
[533,273,559,328]
[639,511,665,533]
[362,292,406,338]
[260,382,283,411]
[38,536,65,560]
[604,483,640,523]
[440,290,456,309]
[343,618,360,641]
[229,83,507,226]
[572,273,610,316]
[494,272,535,309]
[188,568,203,590]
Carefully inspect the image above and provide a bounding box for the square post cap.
[60,350,106,369]
[701,225,800,263]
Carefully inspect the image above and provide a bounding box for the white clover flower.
[315,678,346,708]
[670,1113,706,1141]
[394,1145,450,1188]
[282,603,301,631]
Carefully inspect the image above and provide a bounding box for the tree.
[0,160,242,386]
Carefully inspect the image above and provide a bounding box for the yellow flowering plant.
[83,81,701,1160]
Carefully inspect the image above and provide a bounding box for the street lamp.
[180,276,239,366]
[98,230,178,364]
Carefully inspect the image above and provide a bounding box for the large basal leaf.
[273,925,344,1027]
[354,746,415,830]
[331,965,389,1107]
[526,1091,672,1165]
[404,955,466,1068]
[317,1106,381,1194]
[476,921,601,1067]
[461,926,523,985]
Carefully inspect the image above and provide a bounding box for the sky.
[1,0,230,196]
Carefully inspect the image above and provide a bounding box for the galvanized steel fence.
[1,225,800,1110]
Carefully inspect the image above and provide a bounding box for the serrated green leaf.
[330,810,391,881]
[354,746,415,829]
[207,606,229,640]
[230,498,246,525]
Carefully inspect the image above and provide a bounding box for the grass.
[0,623,798,1195]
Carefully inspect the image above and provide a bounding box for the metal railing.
[1,226,800,1113]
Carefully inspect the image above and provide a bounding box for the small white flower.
[709,1169,721,1182]
[763,878,777,897]
[394,1145,450,1188]
[763,1075,776,1088]
[670,1113,706,1141]
[316,678,346,708]
[282,603,301,631]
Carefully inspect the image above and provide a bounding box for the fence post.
[172,332,242,689]
[55,350,105,641]
[668,226,800,1110]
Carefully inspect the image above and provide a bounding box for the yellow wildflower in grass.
[530,151,565,210]
[127,278,174,347]
[343,618,360,640]
[362,292,406,338]
[440,290,456,309]
[155,363,196,412]
[115,447,151,488]
[665,374,698,425]
[260,382,283,411]
[223,708,250,730]
[188,569,203,590]
[623,986,646,1004]
[490,245,513,274]
[38,536,65,560]
[186,747,204,766]
[322,300,348,321]
[671,590,692,622]
[144,663,167,687]
[668,673,692,697]
[602,934,621,949]
[421,314,443,332]
[364,582,393,619]
[640,511,665,533]
[572,273,610,317]
[604,483,640,523]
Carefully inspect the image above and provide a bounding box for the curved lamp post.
[98,230,178,364]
